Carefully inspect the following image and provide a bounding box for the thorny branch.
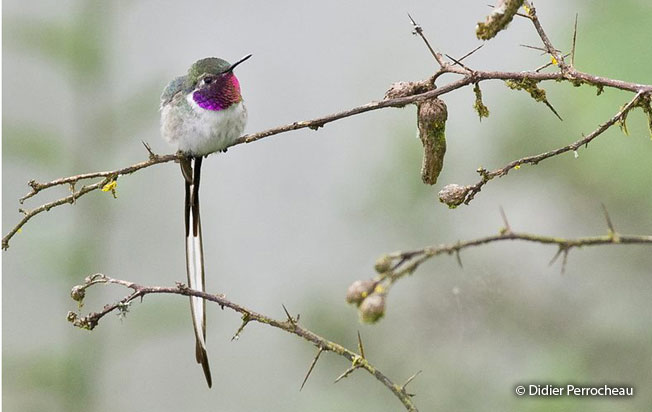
[459,91,647,204]
[4,4,652,248]
[67,274,419,411]
[4,64,650,248]
[408,7,652,206]
[386,229,652,284]
[346,209,652,318]
[3,150,181,249]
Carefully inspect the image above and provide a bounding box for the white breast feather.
[161,94,247,156]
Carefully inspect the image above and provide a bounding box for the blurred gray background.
[3,1,652,411]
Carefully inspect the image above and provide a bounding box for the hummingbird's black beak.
[226,54,252,73]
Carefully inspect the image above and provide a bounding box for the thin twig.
[462,92,646,204]
[526,4,568,70]
[535,53,570,72]
[19,152,176,203]
[69,275,419,411]
[3,178,112,250]
[5,16,652,248]
[354,210,651,308]
[407,13,446,67]
[385,226,652,286]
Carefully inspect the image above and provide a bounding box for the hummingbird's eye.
[203,76,213,85]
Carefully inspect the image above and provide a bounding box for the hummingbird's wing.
[182,156,212,388]
[161,75,188,107]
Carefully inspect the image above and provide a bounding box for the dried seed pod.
[70,285,85,302]
[66,311,78,323]
[346,280,377,305]
[417,98,448,185]
[358,293,386,323]
[438,184,469,208]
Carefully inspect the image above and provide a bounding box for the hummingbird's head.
[187,54,252,111]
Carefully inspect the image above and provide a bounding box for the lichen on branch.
[476,0,525,40]
[417,98,448,185]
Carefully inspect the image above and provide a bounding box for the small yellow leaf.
[102,181,117,192]
[17,228,22,233]
[523,5,531,15]
[514,165,521,170]
[102,180,118,199]
[551,56,558,65]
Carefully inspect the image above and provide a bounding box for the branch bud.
[358,293,386,323]
[374,255,393,274]
[346,280,377,306]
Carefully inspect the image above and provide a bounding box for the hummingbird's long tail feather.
[183,156,212,388]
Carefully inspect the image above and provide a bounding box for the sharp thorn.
[601,203,616,234]
[445,53,469,69]
[561,249,569,274]
[457,43,484,62]
[455,249,464,269]
[571,13,578,67]
[357,331,366,359]
[520,44,548,52]
[407,12,416,25]
[499,206,511,233]
[282,304,296,325]
[300,347,325,391]
[401,370,423,390]
[548,246,564,266]
[544,100,564,121]
[334,365,357,384]
[231,313,250,341]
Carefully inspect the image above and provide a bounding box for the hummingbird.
[160,54,251,387]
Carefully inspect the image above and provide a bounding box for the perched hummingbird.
[160,54,251,387]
